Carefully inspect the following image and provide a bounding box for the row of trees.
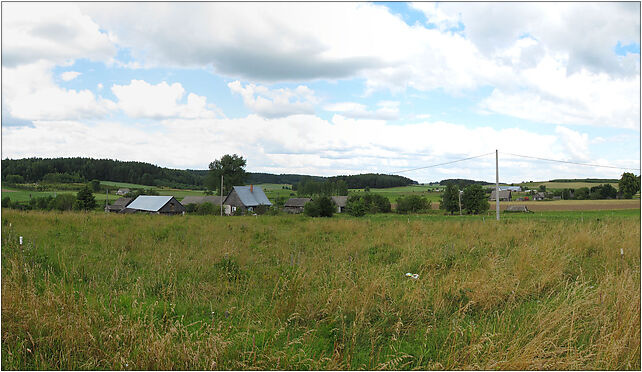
[295,179,349,197]
[2,158,205,189]
[2,186,97,211]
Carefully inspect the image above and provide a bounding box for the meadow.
[2,209,639,370]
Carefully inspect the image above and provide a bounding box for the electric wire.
[504,152,640,171]
[389,152,494,174]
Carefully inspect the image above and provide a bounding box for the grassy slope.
[2,210,639,370]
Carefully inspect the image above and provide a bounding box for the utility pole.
[458,189,462,215]
[496,149,500,221]
[105,188,108,211]
[220,174,223,216]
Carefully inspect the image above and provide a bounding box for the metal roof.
[127,195,175,212]
[232,186,272,207]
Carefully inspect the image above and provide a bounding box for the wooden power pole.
[496,149,500,221]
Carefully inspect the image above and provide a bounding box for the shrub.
[185,203,198,213]
[196,202,216,215]
[75,186,96,210]
[51,194,76,211]
[2,197,11,208]
[396,194,430,214]
[5,174,24,184]
[304,196,335,217]
[346,194,391,216]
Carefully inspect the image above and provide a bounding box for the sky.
[1,1,640,183]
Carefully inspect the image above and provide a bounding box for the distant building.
[505,205,530,213]
[223,185,272,214]
[116,188,131,196]
[105,197,132,213]
[533,192,546,201]
[284,198,311,214]
[331,196,348,213]
[121,195,185,215]
[499,186,522,192]
[490,190,512,201]
[181,195,231,214]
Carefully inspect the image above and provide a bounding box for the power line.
[389,152,494,174]
[504,152,641,171]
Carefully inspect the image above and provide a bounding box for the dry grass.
[1,210,639,369]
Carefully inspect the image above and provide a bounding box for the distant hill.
[439,178,494,188]
[1,157,417,190]
[548,178,619,183]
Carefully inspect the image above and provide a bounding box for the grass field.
[519,181,620,190]
[2,209,639,369]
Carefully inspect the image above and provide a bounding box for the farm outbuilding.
[181,196,231,214]
[223,185,272,214]
[505,205,530,213]
[105,197,132,213]
[490,190,512,201]
[533,192,546,201]
[331,196,348,213]
[116,188,130,196]
[121,195,185,215]
[284,198,311,214]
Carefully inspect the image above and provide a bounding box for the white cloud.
[111,80,221,119]
[324,101,400,120]
[2,2,116,67]
[228,80,317,118]
[2,61,116,121]
[4,113,620,183]
[60,71,82,81]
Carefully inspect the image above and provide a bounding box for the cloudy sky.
[2,2,640,183]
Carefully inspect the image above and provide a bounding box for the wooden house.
[116,188,131,196]
[331,196,348,213]
[490,190,511,201]
[223,185,272,214]
[284,198,311,214]
[105,197,132,213]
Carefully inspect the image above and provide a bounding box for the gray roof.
[331,196,348,207]
[499,186,521,192]
[490,190,511,199]
[112,197,133,207]
[127,195,176,212]
[229,186,272,207]
[181,195,225,205]
[284,198,311,207]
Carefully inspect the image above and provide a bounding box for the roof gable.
[228,186,272,207]
[127,195,175,212]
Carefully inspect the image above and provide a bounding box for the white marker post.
[19,236,23,246]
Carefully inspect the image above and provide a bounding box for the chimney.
[250,184,253,193]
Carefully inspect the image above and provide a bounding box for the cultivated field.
[2,209,639,369]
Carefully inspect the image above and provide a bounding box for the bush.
[2,197,11,208]
[51,194,76,211]
[185,203,198,213]
[5,174,24,184]
[304,196,335,217]
[196,202,216,215]
[396,195,430,214]
[346,194,391,216]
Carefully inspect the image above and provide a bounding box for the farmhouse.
[105,197,132,213]
[116,188,130,196]
[533,192,546,201]
[490,190,512,201]
[121,195,185,215]
[331,196,348,213]
[284,198,311,214]
[223,185,272,214]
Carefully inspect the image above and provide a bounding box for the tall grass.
[2,210,639,369]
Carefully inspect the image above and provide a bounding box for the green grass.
[2,209,639,369]
[99,180,155,189]
[519,181,620,191]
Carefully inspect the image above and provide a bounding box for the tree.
[461,184,489,214]
[304,196,335,217]
[74,186,96,210]
[206,154,247,196]
[396,195,430,214]
[440,184,459,215]
[539,185,546,192]
[89,179,101,192]
[619,172,640,199]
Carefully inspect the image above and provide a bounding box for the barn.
[223,185,272,214]
[105,197,132,213]
[505,205,530,213]
[121,195,185,215]
[331,196,348,213]
[284,198,311,214]
[490,190,512,201]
